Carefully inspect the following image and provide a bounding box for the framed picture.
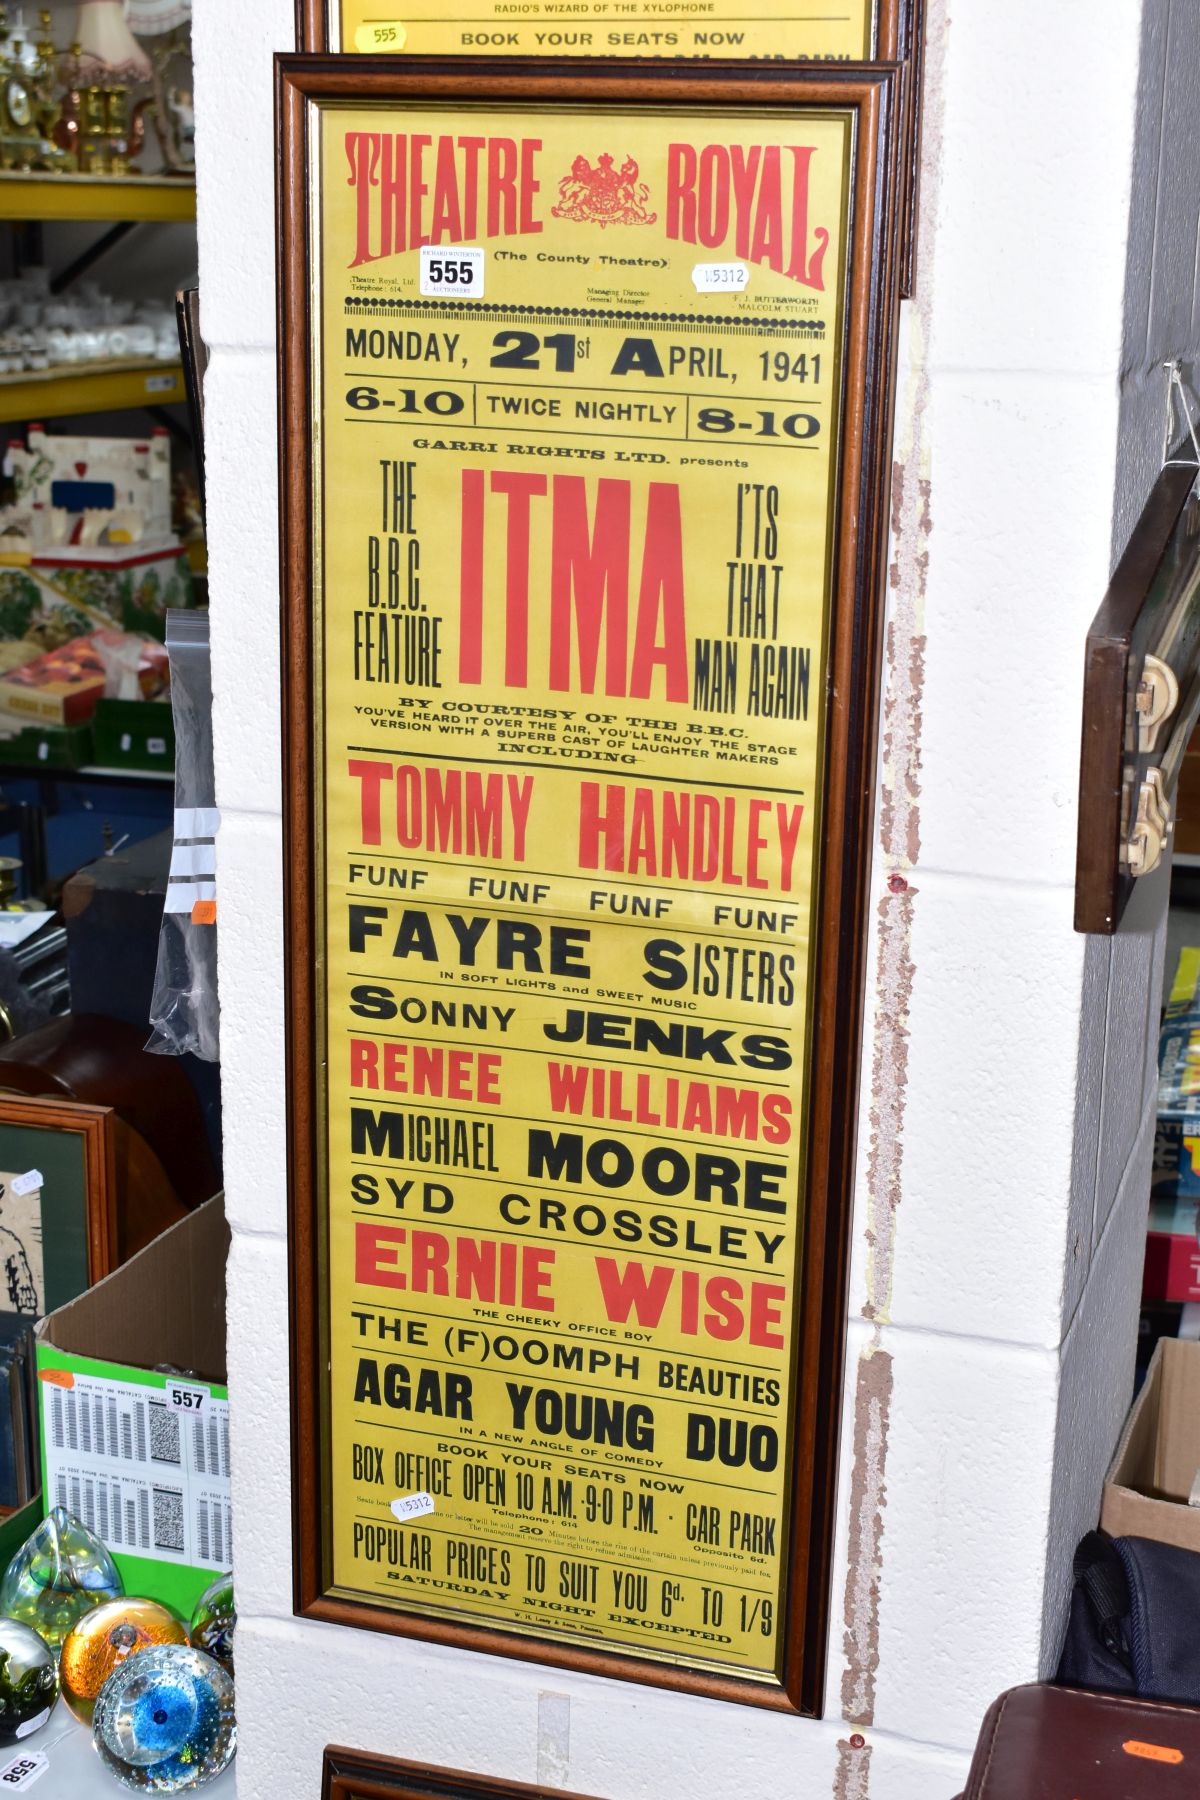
[323,1750,603,1800]
[280,57,903,1714]
[0,1094,116,1317]
[297,0,912,60]
[1075,461,1200,933]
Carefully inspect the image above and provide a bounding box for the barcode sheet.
[42,1373,230,1570]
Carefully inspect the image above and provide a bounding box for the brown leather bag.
[958,1684,1200,1797]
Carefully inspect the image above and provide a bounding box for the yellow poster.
[312,97,851,1684]
[333,0,876,58]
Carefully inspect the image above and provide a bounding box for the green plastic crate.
[91,698,174,773]
[0,722,93,769]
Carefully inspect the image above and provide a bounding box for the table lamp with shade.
[71,0,152,80]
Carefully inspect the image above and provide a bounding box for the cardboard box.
[34,1196,229,1618]
[1101,1338,1200,1553]
[0,636,106,726]
[0,632,168,729]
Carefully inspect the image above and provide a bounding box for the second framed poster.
[298,0,912,61]
[281,56,902,1713]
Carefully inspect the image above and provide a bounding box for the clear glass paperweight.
[61,1597,189,1725]
[93,1645,235,1791]
[188,1573,234,1673]
[0,1505,123,1652]
[0,1617,57,1744]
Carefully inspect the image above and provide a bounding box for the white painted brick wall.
[192,1,1193,1793]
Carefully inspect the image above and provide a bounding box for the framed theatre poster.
[280,57,902,1714]
[298,0,913,60]
[0,1095,116,1317]
[323,1749,605,1800]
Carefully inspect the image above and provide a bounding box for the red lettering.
[344,133,544,265]
[666,142,696,241]
[458,468,485,682]
[430,135,463,241]
[663,137,826,289]
[696,144,729,248]
[409,133,431,248]
[594,1256,787,1347]
[356,1222,408,1288]
[490,472,547,686]
[550,475,630,694]
[487,137,518,237]
[630,483,688,701]
[750,1283,786,1350]
[380,133,405,260]
[594,1256,674,1326]
[348,1038,502,1103]
[348,757,393,845]
[346,132,381,268]
[786,146,828,289]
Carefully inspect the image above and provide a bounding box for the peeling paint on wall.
[841,1347,893,1724]
[833,4,946,1790]
[833,1737,873,1800]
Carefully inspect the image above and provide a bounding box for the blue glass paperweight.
[92,1645,235,1791]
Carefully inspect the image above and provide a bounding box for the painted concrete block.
[868,1319,1060,1748]
[913,371,1121,887]
[192,1,292,351]
[930,1,1140,376]
[885,871,1085,1345]
[206,350,284,821]
[214,813,288,1242]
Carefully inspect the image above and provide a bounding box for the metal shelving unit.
[0,358,185,422]
[0,171,195,224]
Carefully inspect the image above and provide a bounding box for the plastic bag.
[146,610,219,1061]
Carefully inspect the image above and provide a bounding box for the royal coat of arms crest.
[551,153,657,227]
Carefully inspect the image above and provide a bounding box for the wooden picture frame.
[0,1093,116,1317]
[1075,460,1200,934]
[280,56,902,1715]
[323,1749,604,1800]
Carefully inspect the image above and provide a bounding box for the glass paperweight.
[0,1505,123,1652]
[188,1573,234,1673]
[93,1645,235,1792]
[0,1618,58,1744]
[61,1598,188,1726]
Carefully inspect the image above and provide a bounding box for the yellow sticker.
[353,19,407,50]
